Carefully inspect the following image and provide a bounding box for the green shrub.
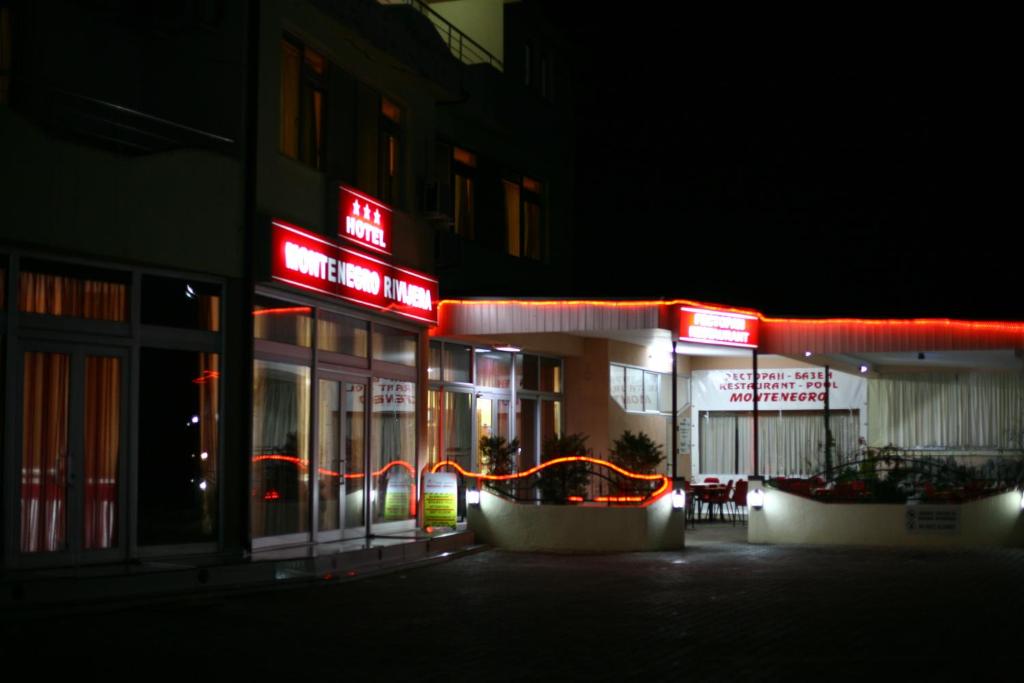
[536,433,591,503]
[609,430,665,474]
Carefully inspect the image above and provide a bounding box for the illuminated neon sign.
[678,305,759,348]
[338,185,391,255]
[271,219,438,325]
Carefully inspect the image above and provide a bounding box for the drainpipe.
[671,340,678,482]
[752,348,759,477]
[824,364,833,480]
[240,0,260,554]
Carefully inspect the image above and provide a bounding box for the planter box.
[468,491,685,552]
[749,488,1024,548]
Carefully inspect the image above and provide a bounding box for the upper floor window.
[453,146,476,239]
[280,36,325,170]
[504,176,543,260]
[379,96,402,205]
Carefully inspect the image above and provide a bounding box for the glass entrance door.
[475,394,511,472]
[18,345,127,565]
[317,377,368,539]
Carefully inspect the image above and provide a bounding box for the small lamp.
[748,476,765,510]
[466,489,481,506]
[671,489,686,509]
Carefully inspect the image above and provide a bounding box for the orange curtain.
[21,352,70,553]
[504,180,521,256]
[84,356,121,550]
[19,272,127,321]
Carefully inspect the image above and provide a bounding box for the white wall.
[468,491,685,552]
[749,488,1024,548]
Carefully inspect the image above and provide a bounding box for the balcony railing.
[380,0,503,71]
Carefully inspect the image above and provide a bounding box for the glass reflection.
[370,378,416,524]
[252,360,310,537]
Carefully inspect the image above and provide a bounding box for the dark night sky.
[549,13,1019,320]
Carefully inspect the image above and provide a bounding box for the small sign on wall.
[905,505,961,534]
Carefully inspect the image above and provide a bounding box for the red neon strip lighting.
[566,496,583,503]
[253,306,313,316]
[252,455,413,480]
[191,370,221,385]
[429,456,671,507]
[594,495,645,503]
[437,299,1024,331]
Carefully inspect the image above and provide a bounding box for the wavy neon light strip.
[430,456,671,507]
[251,455,414,479]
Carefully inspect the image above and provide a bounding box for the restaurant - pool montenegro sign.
[422,472,458,528]
[692,368,866,411]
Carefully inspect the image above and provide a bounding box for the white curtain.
[869,372,1024,449]
[701,411,860,476]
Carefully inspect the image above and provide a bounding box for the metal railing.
[382,0,503,71]
[769,449,1024,504]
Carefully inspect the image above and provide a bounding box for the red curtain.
[21,352,70,553]
[84,356,121,550]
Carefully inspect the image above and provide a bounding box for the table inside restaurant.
[690,483,730,522]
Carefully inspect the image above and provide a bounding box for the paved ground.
[3,525,1021,679]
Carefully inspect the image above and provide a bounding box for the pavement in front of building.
[2,523,1020,679]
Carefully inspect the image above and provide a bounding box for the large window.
[610,363,669,413]
[253,291,422,540]
[280,35,325,170]
[138,350,219,545]
[504,176,543,260]
[10,256,224,557]
[371,378,417,524]
[251,360,311,537]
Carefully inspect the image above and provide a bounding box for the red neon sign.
[271,220,438,325]
[678,305,759,349]
[338,185,391,255]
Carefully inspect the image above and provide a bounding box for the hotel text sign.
[271,219,438,325]
[678,306,759,349]
[338,185,392,255]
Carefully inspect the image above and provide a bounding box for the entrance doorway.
[317,376,368,539]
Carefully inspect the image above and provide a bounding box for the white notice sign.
[905,505,961,534]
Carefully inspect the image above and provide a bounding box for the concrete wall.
[468,490,685,552]
[565,337,611,454]
[749,488,1024,548]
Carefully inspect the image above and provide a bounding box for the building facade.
[1,0,574,569]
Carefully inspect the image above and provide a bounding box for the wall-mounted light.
[671,489,686,509]
[859,365,869,374]
[494,344,521,353]
[803,351,813,358]
[748,478,765,510]
[466,489,481,506]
